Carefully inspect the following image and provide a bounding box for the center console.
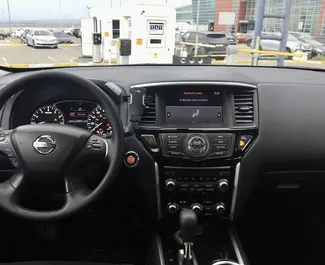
[129,81,258,265]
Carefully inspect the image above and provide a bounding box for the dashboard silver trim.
[230,162,240,220]
[210,261,240,265]
[156,234,166,265]
[103,139,109,159]
[229,227,246,265]
[130,81,257,89]
[155,162,162,219]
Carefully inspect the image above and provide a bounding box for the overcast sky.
[0,0,191,20]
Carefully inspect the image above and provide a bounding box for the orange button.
[126,155,136,165]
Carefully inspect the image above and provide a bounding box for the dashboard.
[1,65,325,222]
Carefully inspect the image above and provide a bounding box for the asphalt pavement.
[0,37,83,65]
[0,39,325,70]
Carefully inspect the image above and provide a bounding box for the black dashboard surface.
[0,65,325,86]
[1,65,325,219]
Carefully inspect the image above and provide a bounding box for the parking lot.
[1,37,325,69]
[0,37,89,65]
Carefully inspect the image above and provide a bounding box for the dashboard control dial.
[167,203,178,214]
[191,203,202,214]
[30,105,65,125]
[186,135,209,157]
[165,179,176,192]
[87,105,112,136]
[214,203,226,215]
[218,179,229,192]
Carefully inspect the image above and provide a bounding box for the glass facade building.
[176,0,325,36]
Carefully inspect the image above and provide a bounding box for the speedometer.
[30,105,65,125]
[87,105,112,136]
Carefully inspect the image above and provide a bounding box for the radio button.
[167,151,185,157]
[209,151,228,158]
[214,144,228,150]
[215,139,229,145]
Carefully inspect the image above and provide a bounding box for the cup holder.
[210,260,240,265]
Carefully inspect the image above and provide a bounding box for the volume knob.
[218,179,229,192]
[165,179,176,191]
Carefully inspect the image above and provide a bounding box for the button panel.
[160,133,235,160]
[0,131,20,168]
[162,167,234,217]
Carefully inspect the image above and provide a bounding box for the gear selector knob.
[180,209,198,243]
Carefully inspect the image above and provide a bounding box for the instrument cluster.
[30,100,112,136]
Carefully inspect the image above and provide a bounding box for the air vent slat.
[138,92,156,125]
[234,92,254,125]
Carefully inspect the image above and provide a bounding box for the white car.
[26,29,58,48]
[12,29,25,38]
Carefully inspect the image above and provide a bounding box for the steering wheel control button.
[141,134,158,149]
[187,135,209,157]
[124,151,139,168]
[33,135,57,155]
[0,136,5,142]
[92,143,102,149]
[236,135,253,151]
[9,158,19,168]
[0,147,15,158]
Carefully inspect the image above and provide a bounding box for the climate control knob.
[167,203,178,214]
[191,203,202,214]
[218,179,229,192]
[165,179,176,191]
[214,203,226,215]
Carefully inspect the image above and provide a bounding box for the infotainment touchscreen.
[165,90,222,124]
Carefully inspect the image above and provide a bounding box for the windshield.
[0,0,325,69]
[34,30,52,36]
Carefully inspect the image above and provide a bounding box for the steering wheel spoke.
[0,129,21,169]
[0,169,28,212]
[73,134,107,164]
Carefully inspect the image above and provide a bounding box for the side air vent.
[138,92,156,125]
[234,92,254,125]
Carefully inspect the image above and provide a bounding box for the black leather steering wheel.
[0,71,124,221]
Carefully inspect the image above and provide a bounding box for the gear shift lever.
[179,209,198,265]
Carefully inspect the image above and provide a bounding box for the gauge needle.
[91,122,103,132]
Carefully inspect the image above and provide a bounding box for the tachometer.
[87,105,112,136]
[30,105,65,125]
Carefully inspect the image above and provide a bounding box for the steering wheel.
[0,71,124,221]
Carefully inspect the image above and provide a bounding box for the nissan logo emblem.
[33,135,57,155]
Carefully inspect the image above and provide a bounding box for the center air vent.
[138,92,156,125]
[234,92,254,125]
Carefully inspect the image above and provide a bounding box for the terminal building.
[176,0,325,36]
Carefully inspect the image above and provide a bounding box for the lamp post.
[59,0,62,30]
[6,0,12,34]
